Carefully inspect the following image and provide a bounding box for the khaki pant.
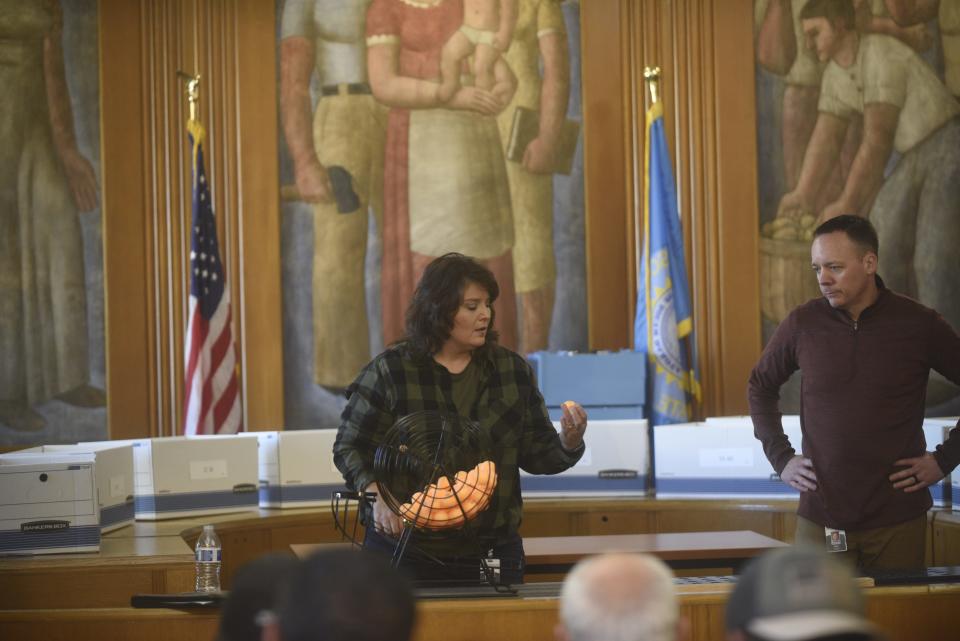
[794,514,927,570]
[311,94,386,388]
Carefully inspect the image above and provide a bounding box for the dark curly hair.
[403,253,500,356]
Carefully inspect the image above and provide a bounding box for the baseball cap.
[725,547,881,641]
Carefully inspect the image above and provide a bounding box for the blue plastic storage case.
[527,350,646,420]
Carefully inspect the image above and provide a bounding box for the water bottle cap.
[203,524,214,532]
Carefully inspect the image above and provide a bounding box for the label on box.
[699,448,753,467]
[109,475,126,498]
[21,520,70,533]
[190,459,228,480]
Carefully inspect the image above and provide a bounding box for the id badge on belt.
[824,527,847,553]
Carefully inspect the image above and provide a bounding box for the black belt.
[320,82,372,97]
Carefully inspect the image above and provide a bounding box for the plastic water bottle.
[194,524,222,592]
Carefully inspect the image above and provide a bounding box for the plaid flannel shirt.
[333,343,583,548]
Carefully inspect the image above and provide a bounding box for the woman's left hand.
[559,401,588,450]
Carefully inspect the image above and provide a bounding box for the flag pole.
[637,66,660,349]
[643,66,660,106]
[178,70,243,435]
[178,71,201,122]
[640,66,660,496]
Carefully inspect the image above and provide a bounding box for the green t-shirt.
[449,357,482,418]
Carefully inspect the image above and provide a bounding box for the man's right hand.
[366,482,404,538]
[780,455,818,492]
[294,158,334,204]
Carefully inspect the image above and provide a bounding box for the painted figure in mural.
[437,0,518,102]
[775,0,960,402]
[280,0,387,389]
[366,0,519,350]
[882,0,960,99]
[941,2,960,98]
[495,0,570,353]
[757,0,856,212]
[756,0,932,212]
[0,0,101,432]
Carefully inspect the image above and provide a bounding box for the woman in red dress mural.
[366,0,519,349]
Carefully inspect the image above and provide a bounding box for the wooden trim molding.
[100,0,283,438]
[581,0,761,416]
[101,0,152,439]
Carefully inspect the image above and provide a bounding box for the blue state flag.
[634,102,701,426]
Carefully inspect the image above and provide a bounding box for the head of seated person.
[217,552,300,641]
[263,548,416,641]
[725,546,884,641]
[556,552,687,641]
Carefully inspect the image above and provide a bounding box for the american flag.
[182,120,242,435]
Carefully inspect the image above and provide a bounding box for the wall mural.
[755,0,960,414]
[0,0,106,446]
[277,0,587,428]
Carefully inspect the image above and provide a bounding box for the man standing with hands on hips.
[748,215,960,570]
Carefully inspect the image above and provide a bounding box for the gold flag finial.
[177,71,201,121]
[643,66,661,105]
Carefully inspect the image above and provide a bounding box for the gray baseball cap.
[725,547,882,641]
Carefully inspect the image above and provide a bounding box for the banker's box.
[83,435,258,520]
[255,429,343,508]
[527,351,645,421]
[654,416,802,497]
[4,444,134,533]
[925,417,957,507]
[0,455,100,555]
[520,419,649,497]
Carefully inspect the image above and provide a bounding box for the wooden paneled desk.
[0,535,195,610]
[291,529,788,580]
[523,530,788,575]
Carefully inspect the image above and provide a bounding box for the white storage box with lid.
[0,454,100,555]
[255,429,343,508]
[41,443,136,532]
[924,417,957,507]
[654,416,802,498]
[83,435,258,520]
[520,419,649,497]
